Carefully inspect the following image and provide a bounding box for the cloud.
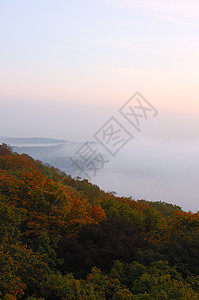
[86,0,199,26]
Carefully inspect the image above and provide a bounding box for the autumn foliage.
[0,144,198,299]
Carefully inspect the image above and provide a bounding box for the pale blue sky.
[0,0,199,139]
[0,0,199,108]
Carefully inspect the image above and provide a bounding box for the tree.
[0,143,13,156]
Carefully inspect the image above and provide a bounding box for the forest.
[0,143,198,299]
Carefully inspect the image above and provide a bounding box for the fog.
[92,137,199,212]
[1,110,199,213]
[1,102,199,212]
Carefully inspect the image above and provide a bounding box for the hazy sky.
[1,0,199,137]
[0,1,199,210]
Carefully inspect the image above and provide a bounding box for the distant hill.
[0,137,104,177]
[0,136,68,146]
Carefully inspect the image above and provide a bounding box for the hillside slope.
[0,143,198,299]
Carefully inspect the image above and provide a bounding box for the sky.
[1,1,199,120]
[0,0,199,210]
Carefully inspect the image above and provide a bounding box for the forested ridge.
[0,143,198,299]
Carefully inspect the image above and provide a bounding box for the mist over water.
[92,136,199,212]
[1,109,199,212]
[3,132,198,212]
